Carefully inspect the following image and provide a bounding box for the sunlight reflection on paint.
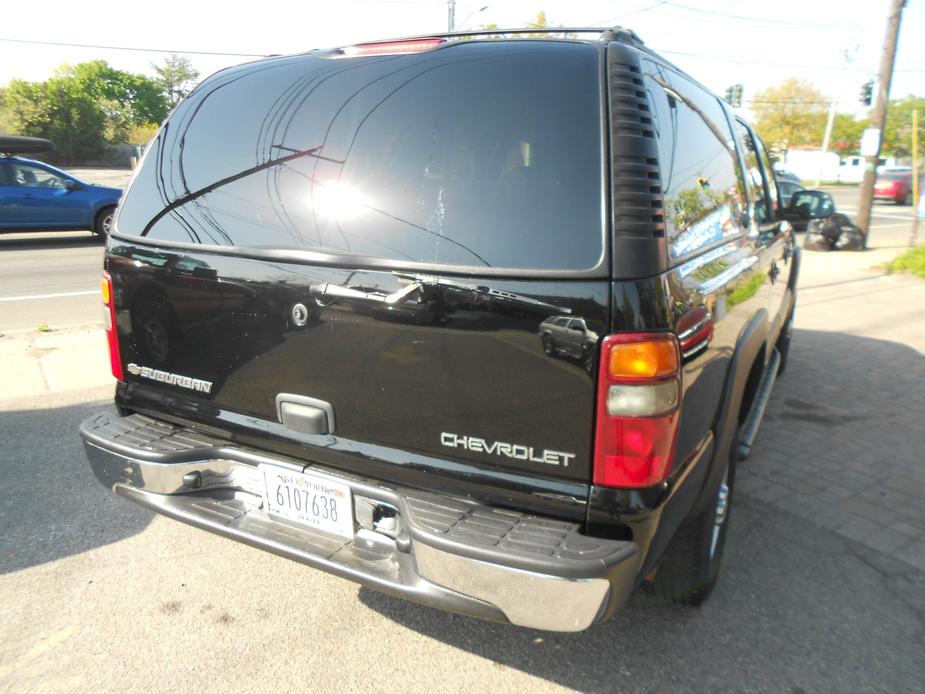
[312,180,371,219]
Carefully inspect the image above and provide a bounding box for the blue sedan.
[0,155,122,236]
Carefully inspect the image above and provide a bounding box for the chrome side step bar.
[737,347,781,462]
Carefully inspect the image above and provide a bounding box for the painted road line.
[0,290,98,303]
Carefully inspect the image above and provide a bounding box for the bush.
[887,246,925,279]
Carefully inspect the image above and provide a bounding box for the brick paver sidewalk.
[739,247,925,573]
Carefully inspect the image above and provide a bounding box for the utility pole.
[448,0,456,31]
[910,109,920,247]
[856,0,906,248]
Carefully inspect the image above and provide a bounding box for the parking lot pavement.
[0,383,922,692]
[738,250,925,576]
[68,168,133,189]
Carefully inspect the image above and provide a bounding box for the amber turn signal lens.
[608,339,678,379]
[100,277,111,305]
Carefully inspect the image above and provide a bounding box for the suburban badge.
[126,363,213,394]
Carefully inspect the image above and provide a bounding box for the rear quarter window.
[642,61,747,262]
[117,42,606,273]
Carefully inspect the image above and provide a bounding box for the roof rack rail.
[340,26,645,47]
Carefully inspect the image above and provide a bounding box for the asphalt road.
[0,232,104,333]
[1,387,921,693]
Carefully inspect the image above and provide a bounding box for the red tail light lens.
[593,333,681,488]
[101,271,124,381]
[342,38,445,57]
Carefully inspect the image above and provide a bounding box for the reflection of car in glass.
[80,28,798,633]
[776,179,805,207]
[0,143,122,236]
[779,190,863,250]
[539,315,598,372]
[874,170,916,205]
[779,189,835,232]
[773,169,801,186]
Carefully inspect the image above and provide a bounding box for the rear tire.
[648,430,738,606]
[93,206,116,237]
[542,334,554,356]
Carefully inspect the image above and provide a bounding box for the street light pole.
[448,0,456,31]
[856,0,906,248]
[816,47,857,188]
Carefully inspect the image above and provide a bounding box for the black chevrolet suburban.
[80,28,796,632]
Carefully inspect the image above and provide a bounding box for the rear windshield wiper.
[141,144,341,237]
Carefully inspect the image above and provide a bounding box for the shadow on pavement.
[359,328,924,693]
[0,398,152,575]
[0,232,102,251]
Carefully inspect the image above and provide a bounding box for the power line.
[655,46,921,73]
[591,0,669,25]
[1,33,922,76]
[664,1,860,28]
[0,36,270,58]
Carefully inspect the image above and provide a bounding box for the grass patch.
[887,246,925,279]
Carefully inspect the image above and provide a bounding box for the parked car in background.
[0,140,122,236]
[776,179,806,207]
[774,168,802,186]
[874,169,916,205]
[539,315,599,373]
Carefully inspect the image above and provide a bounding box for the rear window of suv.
[118,42,605,272]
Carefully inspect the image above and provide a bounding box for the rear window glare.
[117,42,606,273]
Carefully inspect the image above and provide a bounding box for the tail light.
[593,333,681,488]
[101,271,124,381]
[341,38,445,57]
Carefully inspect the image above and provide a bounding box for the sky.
[1,0,923,120]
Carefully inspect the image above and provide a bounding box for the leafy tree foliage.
[752,78,828,150]
[882,95,925,160]
[152,54,200,108]
[1,77,107,162]
[830,113,870,156]
[0,61,168,163]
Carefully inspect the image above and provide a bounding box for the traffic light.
[732,84,743,108]
[859,80,873,106]
[724,84,744,108]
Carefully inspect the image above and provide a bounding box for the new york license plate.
[260,465,354,539]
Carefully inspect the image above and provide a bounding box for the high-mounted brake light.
[342,38,445,57]
[593,333,681,488]
[101,271,124,381]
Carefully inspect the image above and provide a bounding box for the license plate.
[260,465,354,539]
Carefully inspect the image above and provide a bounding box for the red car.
[874,170,915,205]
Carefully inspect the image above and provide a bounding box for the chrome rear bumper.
[80,410,638,632]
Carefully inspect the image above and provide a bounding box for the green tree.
[1,77,106,162]
[882,95,925,160]
[152,54,200,108]
[830,113,870,156]
[69,60,169,125]
[752,78,828,150]
[0,60,169,162]
[526,10,575,38]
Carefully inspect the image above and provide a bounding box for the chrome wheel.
[709,468,730,559]
[101,212,114,235]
